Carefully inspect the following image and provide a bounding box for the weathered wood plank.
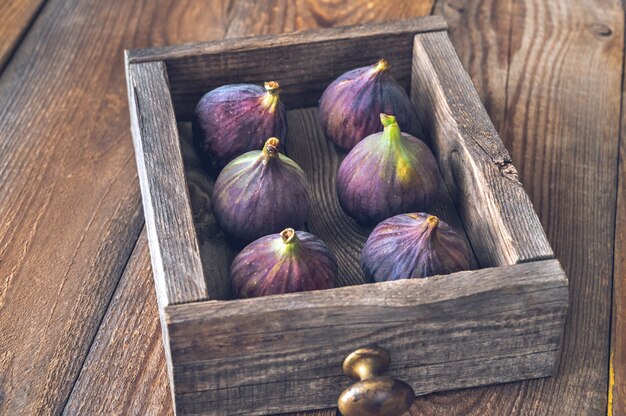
[609,21,626,415]
[127,60,208,306]
[165,260,567,415]
[128,16,447,119]
[0,0,233,414]
[178,122,235,302]
[411,30,553,268]
[0,0,46,70]
[62,233,173,416]
[412,0,623,414]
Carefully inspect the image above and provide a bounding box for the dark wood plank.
[411,0,623,414]
[411,31,553,268]
[127,60,209,305]
[165,260,567,415]
[62,233,172,416]
[128,16,447,119]
[0,0,233,414]
[0,0,46,70]
[609,24,626,415]
[284,108,477,286]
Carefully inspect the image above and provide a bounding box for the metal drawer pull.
[338,347,415,416]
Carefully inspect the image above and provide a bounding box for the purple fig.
[212,138,310,244]
[361,213,472,282]
[231,228,338,298]
[193,81,287,171]
[319,59,413,149]
[337,113,439,224]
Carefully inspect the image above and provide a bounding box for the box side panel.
[144,18,448,119]
[410,31,554,267]
[127,60,210,305]
[165,260,568,415]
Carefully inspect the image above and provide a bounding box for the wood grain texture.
[224,0,435,37]
[165,260,567,415]
[62,233,172,416]
[127,60,208,306]
[411,0,624,414]
[411,31,553,268]
[284,108,477,287]
[433,0,512,134]
[0,0,232,414]
[0,0,46,70]
[178,122,235,301]
[610,25,626,415]
[129,17,447,119]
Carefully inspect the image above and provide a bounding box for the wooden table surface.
[0,0,623,415]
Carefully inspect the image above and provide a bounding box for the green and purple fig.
[336,113,439,224]
[193,81,287,171]
[212,138,310,244]
[319,59,413,149]
[361,213,472,282]
[231,228,338,298]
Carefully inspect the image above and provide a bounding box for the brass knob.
[338,347,415,416]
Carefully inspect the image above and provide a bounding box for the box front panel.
[166,261,567,415]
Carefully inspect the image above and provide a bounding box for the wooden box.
[125,16,568,415]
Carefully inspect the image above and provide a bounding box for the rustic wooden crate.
[125,16,568,416]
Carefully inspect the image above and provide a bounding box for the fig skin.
[212,138,310,244]
[319,59,413,149]
[231,228,338,298]
[361,213,472,282]
[193,81,287,171]
[336,113,439,224]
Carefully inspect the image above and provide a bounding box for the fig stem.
[264,81,281,94]
[380,113,403,145]
[374,59,390,72]
[261,81,281,112]
[380,113,397,127]
[262,137,281,159]
[278,228,301,256]
[280,228,298,244]
[426,215,439,229]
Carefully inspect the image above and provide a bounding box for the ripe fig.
[337,113,439,224]
[193,81,287,171]
[361,213,472,282]
[231,228,338,298]
[319,59,413,149]
[212,138,310,244]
